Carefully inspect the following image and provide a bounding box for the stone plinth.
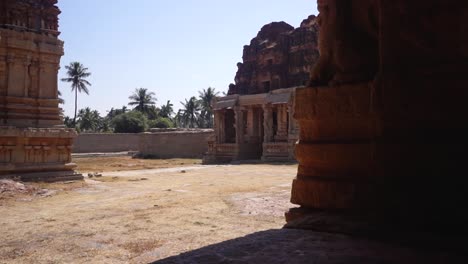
[0,1,82,182]
[0,127,82,182]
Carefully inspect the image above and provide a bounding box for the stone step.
[5,171,84,182]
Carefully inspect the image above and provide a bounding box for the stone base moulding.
[0,127,83,182]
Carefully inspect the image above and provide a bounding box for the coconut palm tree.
[77,107,101,132]
[61,62,92,126]
[179,96,201,128]
[159,100,174,119]
[198,87,219,128]
[128,88,156,114]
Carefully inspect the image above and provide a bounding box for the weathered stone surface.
[228,16,319,95]
[207,15,318,164]
[139,130,214,159]
[288,0,468,234]
[0,0,82,182]
[310,0,379,86]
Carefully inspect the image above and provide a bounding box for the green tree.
[179,96,201,128]
[150,117,174,129]
[146,105,160,120]
[61,62,92,126]
[159,100,174,119]
[77,107,102,132]
[107,106,128,120]
[63,116,74,128]
[128,88,156,114]
[198,87,219,128]
[112,111,148,133]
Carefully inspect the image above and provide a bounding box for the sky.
[57,0,318,117]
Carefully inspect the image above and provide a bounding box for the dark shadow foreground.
[152,229,466,264]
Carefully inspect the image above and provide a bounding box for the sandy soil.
[0,163,297,264]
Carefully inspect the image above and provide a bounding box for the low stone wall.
[73,130,214,159]
[139,130,214,158]
[73,133,140,153]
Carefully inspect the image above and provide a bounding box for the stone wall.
[73,133,140,153]
[139,130,214,159]
[73,130,214,158]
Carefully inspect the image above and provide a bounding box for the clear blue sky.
[57,0,318,117]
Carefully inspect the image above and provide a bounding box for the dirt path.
[0,164,297,263]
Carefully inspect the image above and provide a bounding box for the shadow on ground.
[152,229,466,264]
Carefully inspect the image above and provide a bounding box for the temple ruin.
[287,0,468,234]
[0,0,81,182]
[204,16,319,163]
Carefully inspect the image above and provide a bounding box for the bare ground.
[0,160,297,264]
[72,156,202,173]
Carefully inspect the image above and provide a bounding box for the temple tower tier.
[0,0,82,182]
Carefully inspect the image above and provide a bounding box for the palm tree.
[77,107,101,132]
[159,100,174,119]
[198,87,219,128]
[61,62,92,126]
[128,88,156,114]
[180,96,201,128]
[146,105,160,120]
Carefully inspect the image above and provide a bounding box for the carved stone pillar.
[275,104,288,141]
[234,107,245,144]
[263,104,273,143]
[214,110,225,144]
[287,0,468,234]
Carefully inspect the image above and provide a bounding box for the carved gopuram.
[287,0,468,234]
[204,16,318,163]
[0,0,82,182]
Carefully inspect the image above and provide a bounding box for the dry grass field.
[0,158,297,263]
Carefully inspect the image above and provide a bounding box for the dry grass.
[0,162,297,263]
[121,239,162,255]
[73,156,202,173]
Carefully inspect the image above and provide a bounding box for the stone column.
[213,110,224,143]
[263,104,273,143]
[287,0,468,235]
[234,107,245,144]
[246,107,259,143]
[275,104,288,141]
[23,58,31,97]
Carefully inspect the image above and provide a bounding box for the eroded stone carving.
[289,0,468,234]
[0,1,82,182]
[310,0,379,86]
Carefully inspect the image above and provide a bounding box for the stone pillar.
[287,0,468,234]
[263,104,273,143]
[246,107,254,141]
[234,107,245,144]
[214,110,224,144]
[287,99,298,160]
[275,104,288,141]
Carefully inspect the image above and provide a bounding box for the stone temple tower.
[0,0,82,181]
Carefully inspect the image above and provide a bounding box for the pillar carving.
[275,104,288,141]
[234,107,245,144]
[263,104,273,143]
[287,0,468,235]
[0,1,81,182]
